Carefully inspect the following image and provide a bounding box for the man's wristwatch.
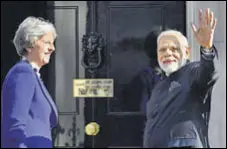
[201,46,213,53]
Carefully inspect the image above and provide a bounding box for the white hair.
[13,16,57,56]
[157,30,189,48]
[157,30,189,76]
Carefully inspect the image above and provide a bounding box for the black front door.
[84,1,186,148]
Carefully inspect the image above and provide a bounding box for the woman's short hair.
[13,16,57,56]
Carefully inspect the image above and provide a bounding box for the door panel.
[106,5,163,113]
[47,2,87,148]
[85,1,185,148]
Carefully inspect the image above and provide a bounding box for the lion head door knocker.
[81,32,104,73]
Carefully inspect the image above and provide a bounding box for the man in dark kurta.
[143,8,218,148]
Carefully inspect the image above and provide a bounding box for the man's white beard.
[159,58,187,76]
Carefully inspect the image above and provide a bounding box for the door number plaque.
[73,79,114,98]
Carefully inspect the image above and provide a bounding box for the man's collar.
[164,60,190,80]
[162,58,190,78]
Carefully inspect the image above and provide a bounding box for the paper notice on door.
[73,79,114,98]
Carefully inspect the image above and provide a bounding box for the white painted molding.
[186,1,200,62]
